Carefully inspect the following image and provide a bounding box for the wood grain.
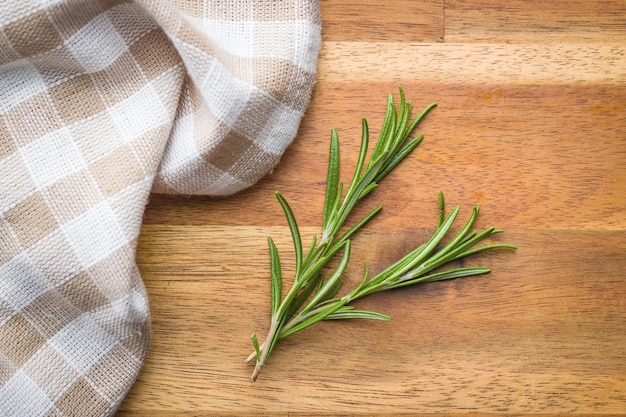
[446,0,626,43]
[119,1,626,415]
[320,0,444,42]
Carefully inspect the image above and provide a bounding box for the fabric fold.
[0,1,321,416]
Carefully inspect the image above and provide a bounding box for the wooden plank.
[318,43,626,84]
[320,0,444,42]
[445,0,626,43]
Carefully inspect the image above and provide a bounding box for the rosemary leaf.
[322,130,340,227]
[267,237,282,316]
[275,192,303,279]
[325,307,391,321]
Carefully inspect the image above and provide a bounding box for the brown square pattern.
[57,272,109,312]
[186,79,204,113]
[251,57,292,102]
[98,0,129,10]
[0,314,46,366]
[47,0,106,39]
[128,124,170,174]
[22,290,82,339]
[30,45,86,88]
[2,93,63,147]
[253,58,313,113]
[55,378,109,417]
[231,90,280,140]
[44,169,102,224]
[129,28,181,80]
[91,51,146,105]
[48,75,106,125]
[251,1,297,21]
[0,28,20,62]
[86,244,134,300]
[174,20,215,58]
[4,11,63,57]
[89,145,145,196]
[230,143,278,185]
[0,349,18,386]
[192,102,228,155]
[203,131,255,172]
[29,230,83,287]
[4,193,58,248]
[0,222,25,264]
[0,119,16,158]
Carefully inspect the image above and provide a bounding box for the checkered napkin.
[0,1,321,415]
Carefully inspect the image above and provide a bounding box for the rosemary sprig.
[246,88,516,382]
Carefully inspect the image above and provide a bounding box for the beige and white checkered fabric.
[0,1,321,415]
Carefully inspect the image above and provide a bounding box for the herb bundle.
[246,89,515,382]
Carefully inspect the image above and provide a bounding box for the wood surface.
[118,1,626,415]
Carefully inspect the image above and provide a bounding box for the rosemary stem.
[250,318,278,382]
[247,88,515,382]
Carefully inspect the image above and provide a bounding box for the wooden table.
[118,1,626,415]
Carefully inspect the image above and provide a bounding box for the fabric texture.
[0,0,321,416]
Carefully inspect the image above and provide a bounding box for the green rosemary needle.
[246,88,516,382]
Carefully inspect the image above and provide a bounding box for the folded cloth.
[0,0,321,415]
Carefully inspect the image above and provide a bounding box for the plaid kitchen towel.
[0,0,321,416]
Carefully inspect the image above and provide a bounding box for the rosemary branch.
[246,88,516,382]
